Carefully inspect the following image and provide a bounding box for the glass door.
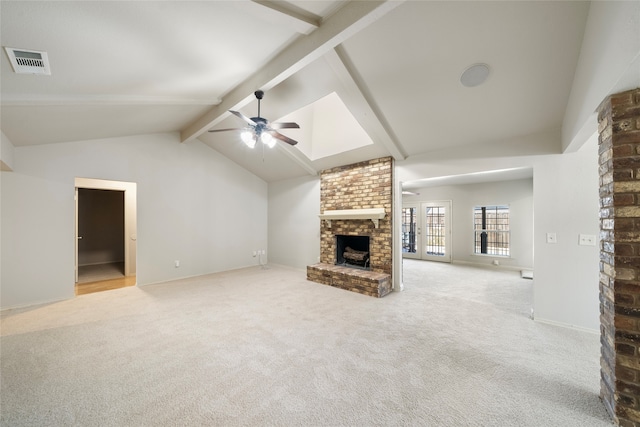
[422,201,451,262]
[402,205,419,259]
[402,201,452,262]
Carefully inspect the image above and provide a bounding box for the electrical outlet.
[579,234,596,246]
[546,232,557,244]
[174,260,180,268]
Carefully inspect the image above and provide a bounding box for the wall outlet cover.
[578,234,597,246]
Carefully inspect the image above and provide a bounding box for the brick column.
[599,88,640,426]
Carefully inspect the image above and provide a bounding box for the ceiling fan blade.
[270,122,300,130]
[208,128,244,133]
[230,110,256,126]
[270,130,298,146]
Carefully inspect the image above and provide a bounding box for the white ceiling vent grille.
[4,47,51,75]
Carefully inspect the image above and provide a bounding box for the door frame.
[75,178,137,282]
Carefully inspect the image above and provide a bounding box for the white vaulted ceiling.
[0,1,630,183]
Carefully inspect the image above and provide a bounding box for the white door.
[421,201,451,263]
[402,201,452,262]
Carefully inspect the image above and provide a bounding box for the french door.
[402,201,452,262]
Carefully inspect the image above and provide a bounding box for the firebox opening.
[336,235,370,270]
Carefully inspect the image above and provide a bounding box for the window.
[474,205,509,256]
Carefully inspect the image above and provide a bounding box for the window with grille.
[402,207,417,254]
[425,206,446,256]
[474,205,509,256]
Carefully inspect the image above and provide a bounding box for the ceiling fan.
[208,90,299,148]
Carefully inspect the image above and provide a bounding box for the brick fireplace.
[306,157,393,297]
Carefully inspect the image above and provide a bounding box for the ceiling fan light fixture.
[208,91,299,147]
[241,130,256,148]
[261,132,276,148]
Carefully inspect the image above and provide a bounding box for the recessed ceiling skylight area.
[278,91,374,161]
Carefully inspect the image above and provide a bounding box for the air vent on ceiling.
[4,47,51,75]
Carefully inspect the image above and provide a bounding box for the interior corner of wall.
[1,131,16,171]
[1,160,13,172]
[562,111,598,153]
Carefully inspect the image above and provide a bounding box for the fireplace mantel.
[319,208,386,228]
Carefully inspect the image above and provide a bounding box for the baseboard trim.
[451,259,532,272]
[534,317,599,335]
[138,263,277,287]
[1,295,73,313]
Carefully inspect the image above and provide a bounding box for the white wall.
[533,137,600,331]
[1,132,268,309]
[268,175,320,269]
[403,178,533,270]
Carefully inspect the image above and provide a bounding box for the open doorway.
[399,170,534,310]
[75,178,137,295]
[399,180,533,316]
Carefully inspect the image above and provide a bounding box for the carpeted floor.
[0,260,612,426]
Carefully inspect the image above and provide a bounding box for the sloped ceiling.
[0,1,595,184]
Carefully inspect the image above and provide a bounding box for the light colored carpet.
[1,260,612,426]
